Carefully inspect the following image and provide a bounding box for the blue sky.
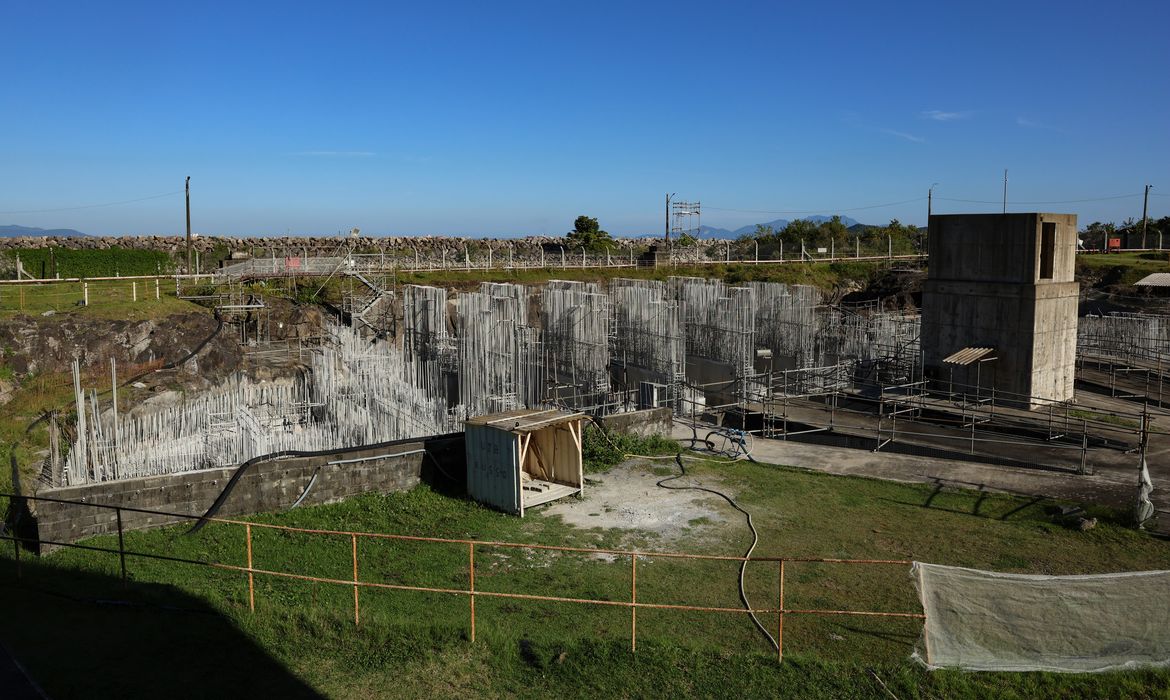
[2,0,1167,237]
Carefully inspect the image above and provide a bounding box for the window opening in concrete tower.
[1039,222,1056,280]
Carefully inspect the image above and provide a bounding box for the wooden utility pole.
[185,176,192,273]
[1141,184,1152,249]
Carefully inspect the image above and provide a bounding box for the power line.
[704,197,926,215]
[707,191,1150,217]
[0,190,183,216]
[936,193,1142,205]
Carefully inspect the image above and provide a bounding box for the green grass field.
[386,260,888,293]
[2,455,1169,699]
[1076,251,1169,286]
[0,278,201,318]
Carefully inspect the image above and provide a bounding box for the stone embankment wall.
[0,235,722,265]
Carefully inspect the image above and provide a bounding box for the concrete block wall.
[31,433,465,549]
[599,408,673,438]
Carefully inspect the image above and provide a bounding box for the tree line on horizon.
[568,212,1170,255]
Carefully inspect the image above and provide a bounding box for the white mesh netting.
[913,562,1170,673]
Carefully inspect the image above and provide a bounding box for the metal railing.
[1,492,923,663]
[216,251,927,280]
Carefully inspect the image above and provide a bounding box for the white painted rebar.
[61,275,948,487]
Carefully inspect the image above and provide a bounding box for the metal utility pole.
[1141,184,1152,249]
[1002,170,1008,214]
[665,193,675,247]
[185,176,192,274]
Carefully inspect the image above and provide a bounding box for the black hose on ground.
[656,451,778,652]
[584,416,779,652]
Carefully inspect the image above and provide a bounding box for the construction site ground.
[671,404,1170,533]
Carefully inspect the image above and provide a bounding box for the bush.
[581,424,679,473]
[7,247,177,278]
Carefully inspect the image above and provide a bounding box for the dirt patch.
[538,460,735,545]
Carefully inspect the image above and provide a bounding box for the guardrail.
[1,492,923,662]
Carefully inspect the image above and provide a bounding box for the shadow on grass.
[0,557,323,700]
[876,477,1053,523]
[876,477,1142,529]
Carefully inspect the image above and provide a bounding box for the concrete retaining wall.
[31,433,465,549]
[599,408,673,437]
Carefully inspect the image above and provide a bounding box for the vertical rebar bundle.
[674,277,757,378]
[1078,313,1170,364]
[403,284,455,396]
[540,280,612,410]
[610,278,685,386]
[456,284,539,416]
[63,325,447,486]
[748,282,822,368]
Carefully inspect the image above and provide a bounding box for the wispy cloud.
[1016,117,1046,129]
[1016,116,1069,134]
[837,111,925,144]
[879,128,925,143]
[921,110,971,122]
[291,151,376,157]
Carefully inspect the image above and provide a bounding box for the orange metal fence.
[1,493,925,662]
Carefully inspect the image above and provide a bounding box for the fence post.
[777,559,785,663]
[246,523,255,612]
[970,411,976,454]
[132,281,137,302]
[352,534,360,626]
[1080,420,1090,475]
[116,507,127,588]
[11,517,20,579]
[468,542,476,642]
[155,278,160,300]
[631,554,637,652]
[83,281,89,306]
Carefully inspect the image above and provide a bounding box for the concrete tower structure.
[921,213,1079,408]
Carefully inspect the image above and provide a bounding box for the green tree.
[566,215,615,252]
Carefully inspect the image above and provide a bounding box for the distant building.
[921,213,1079,408]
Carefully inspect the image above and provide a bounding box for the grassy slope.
[1076,251,1169,286]
[2,457,1169,699]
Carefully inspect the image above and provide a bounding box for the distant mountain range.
[698,215,863,239]
[1,224,88,238]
